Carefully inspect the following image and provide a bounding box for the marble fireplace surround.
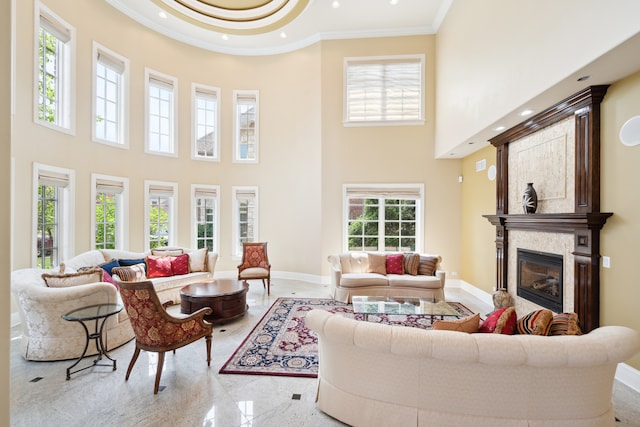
[484,86,613,332]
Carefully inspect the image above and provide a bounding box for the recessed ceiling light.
[158,11,167,19]
[494,126,506,131]
[332,1,340,8]
[280,32,287,39]
[390,0,399,5]
[520,109,534,116]
[221,34,229,40]
[577,75,591,82]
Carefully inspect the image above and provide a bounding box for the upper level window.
[33,164,75,268]
[191,185,219,251]
[233,91,259,163]
[92,174,127,250]
[145,69,177,156]
[232,186,258,257]
[344,55,424,126]
[35,3,75,133]
[145,181,177,249]
[93,43,128,147]
[193,84,220,161]
[344,184,423,253]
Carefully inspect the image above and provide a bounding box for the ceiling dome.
[157,0,310,34]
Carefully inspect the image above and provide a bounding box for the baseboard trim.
[215,270,327,285]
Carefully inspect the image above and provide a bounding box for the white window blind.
[40,14,71,43]
[194,187,218,198]
[345,185,422,200]
[38,170,70,188]
[345,56,423,124]
[96,178,124,194]
[97,51,125,74]
[148,184,174,196]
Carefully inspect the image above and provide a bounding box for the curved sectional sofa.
[306,309,640,427]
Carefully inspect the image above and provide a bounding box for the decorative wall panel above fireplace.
[483,86,613,333]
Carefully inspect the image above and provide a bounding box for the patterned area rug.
[219,297,474,378]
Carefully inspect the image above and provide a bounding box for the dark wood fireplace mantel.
[484,86,611,332]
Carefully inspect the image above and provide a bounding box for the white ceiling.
[106,0,452,56]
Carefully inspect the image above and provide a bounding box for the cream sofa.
[328,252,445,303]
[306,309,640,427]
[11,247,218,361]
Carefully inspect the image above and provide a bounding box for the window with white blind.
[344,55,424,126]
[343,184,423,252]
[33,164,75,268]
[233,91,259,163]
[35,3,75,133]
[92,174,128,250]
[145,69,177,156]
[232,186,258,257]
[192,84,220,161]
[191,184,219,251]
[145,181,177,249]
[93,43,128,147]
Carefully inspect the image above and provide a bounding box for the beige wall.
[435,0,640,157]
[319,36,462,274]
[600,70,640,370]
[460,145,496,293]
[2,0,12,422]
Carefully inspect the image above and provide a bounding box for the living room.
[2,0,640,425]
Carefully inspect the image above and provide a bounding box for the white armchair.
[11,268,134,361]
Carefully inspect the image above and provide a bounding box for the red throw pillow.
[171,253,190,275]
[146,255,173,278]
[386,253,404,274]
[478,307,517,334]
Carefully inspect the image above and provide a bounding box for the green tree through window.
[348,198,416,252]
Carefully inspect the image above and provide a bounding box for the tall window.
[191,185,219,251]
[232,186,258,257]
[344,55,424,126]
[93,43,128,146]
[34,164,75,268]
[92,174,127,250]
[344,184,423,252]
[193,84,220,161]
[36,4,74,132]
[146,69,177,156]
[233,91,259,163]
[145,181,177,250]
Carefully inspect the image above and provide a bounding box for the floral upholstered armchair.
[116,279,213,394]
[237,242,271,295]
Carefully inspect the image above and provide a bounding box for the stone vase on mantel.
[522,182,538,214]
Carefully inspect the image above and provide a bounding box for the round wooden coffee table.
[180,279,249,324]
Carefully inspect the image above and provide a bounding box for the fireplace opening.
[517,249,563,312]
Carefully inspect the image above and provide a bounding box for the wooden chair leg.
[154,351,165,394]
[125,347,140,381]
[205,334,212,366]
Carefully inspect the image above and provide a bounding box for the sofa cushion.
[171,254,190,275]
[433,313,480,333]
[418,255,438,276]
[112,263,147,282]
[151,248,184,256]
[61,250,106,272]
[340,273,388,288]
[100,249,148,262]
[146,255,173,278]
[367,253,387,275]
[478,307,517,334]
[549,312,583,336]
[386,253,404,274]
[42,268,104,288]
[187,247,209,272]
[387,274,441,289]
[403,253,420,275]
[517,309,554,335]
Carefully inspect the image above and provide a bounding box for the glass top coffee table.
[352,296,463,321]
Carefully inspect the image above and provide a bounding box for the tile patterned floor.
[10,280,640,426]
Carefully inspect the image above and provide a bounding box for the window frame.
[233,90,259,163]
[91,173,128,251]
[232,186,259,258]
[343,54,425,127]
[32,163,75,268]
[145,68,178,157]
[191,184,220,252]
[192,83,220,162]
[144,180,178,250]
[342,183,424,253]
[92,42,129,148]
[34,2,76,134]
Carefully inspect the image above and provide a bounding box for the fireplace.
[517,249,563,313]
